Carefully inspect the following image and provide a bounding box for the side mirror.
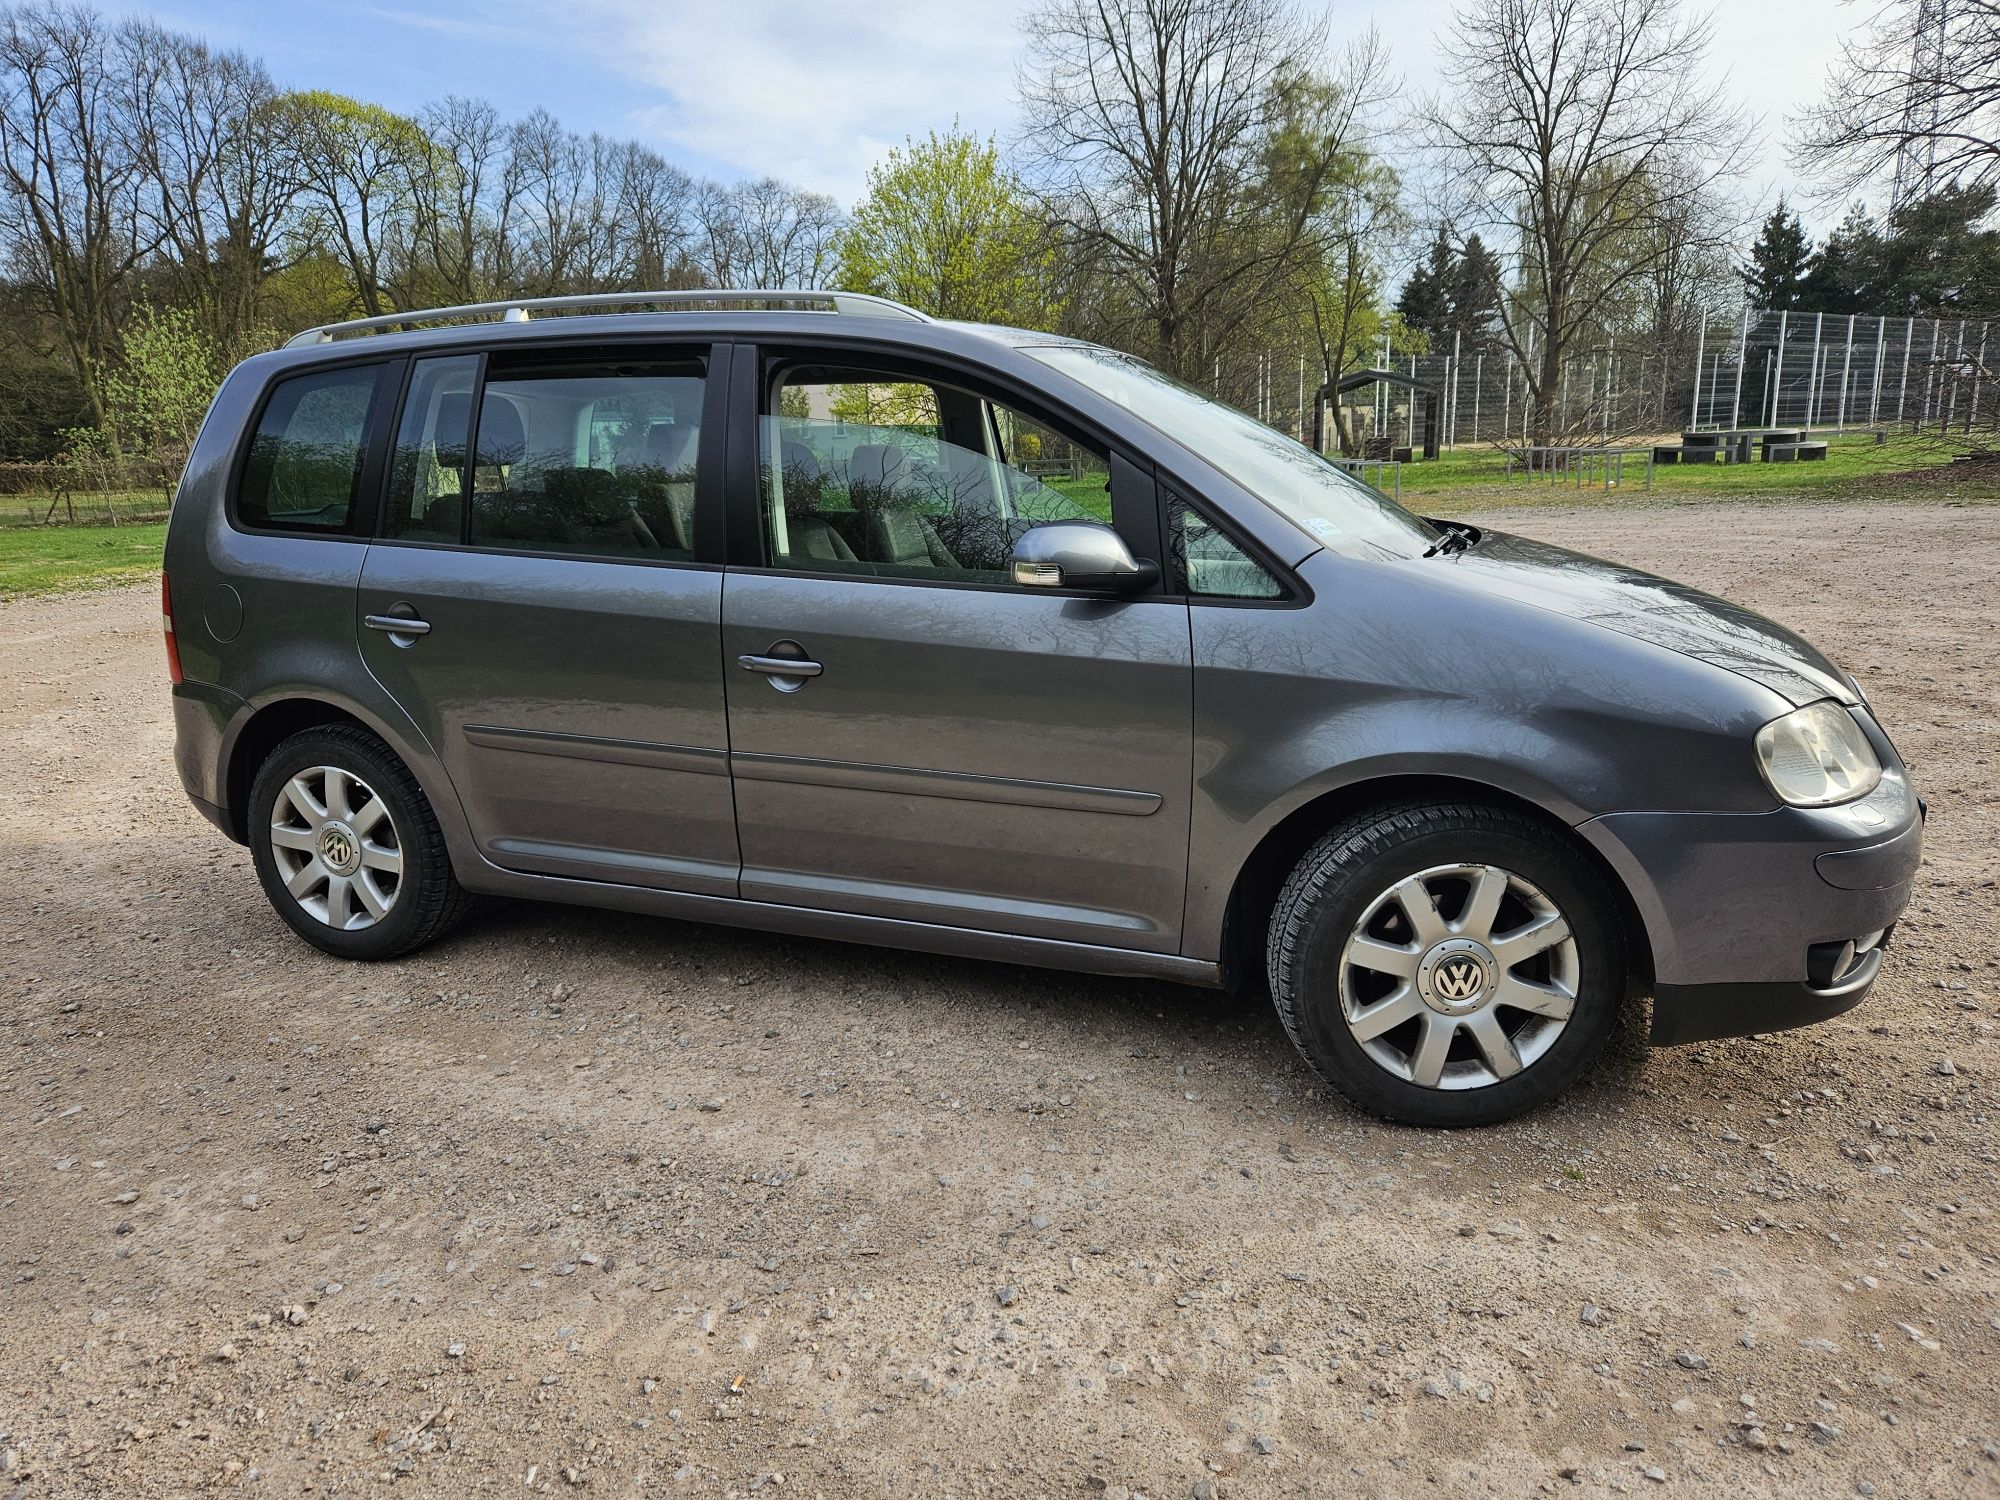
[1009,521,1159,593]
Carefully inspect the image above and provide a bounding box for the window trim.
[225,355,402,542]
[369,340,727,571]
[737,343,1165,599]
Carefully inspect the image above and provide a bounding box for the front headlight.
[1755,701,1882,807]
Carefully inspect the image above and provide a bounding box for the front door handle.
[737,640,822,693]
[737,653,822,678]
[365,612,431,640]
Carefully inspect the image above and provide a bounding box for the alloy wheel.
[267,765,403,931]
[1337,863,1580,1091]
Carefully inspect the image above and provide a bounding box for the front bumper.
[1580,765,1922,1047]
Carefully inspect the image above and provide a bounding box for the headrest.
[474,395,525,461]
[780,441,822,486]
[645,421,697,472]
[846,443,908,499]
[434,392,472,465]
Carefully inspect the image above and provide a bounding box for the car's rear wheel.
[248,724,469,960]
[1268,801,1624,1127]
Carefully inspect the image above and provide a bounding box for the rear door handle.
[365,613,432,637]
[737,653,821,678]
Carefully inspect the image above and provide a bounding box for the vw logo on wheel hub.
[318,821,361,875]
[1418,937,1498,1015]
[1435,956,1484,1000]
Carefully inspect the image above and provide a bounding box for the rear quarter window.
[237,364,387,532]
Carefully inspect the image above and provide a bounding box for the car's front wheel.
[1268,801,1624,1127]
[248,724,469,960]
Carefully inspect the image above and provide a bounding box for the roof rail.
[284,288,930,348]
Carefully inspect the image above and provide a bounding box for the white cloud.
[458,0,1850,226]
[565,0,1034,204]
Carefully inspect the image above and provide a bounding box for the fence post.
[1947,319,1966,428]
[1689,315,1707,428]
[1472,352,1483,446]
[1730,306,1749,430]
[1922,321,1941,426]
[1971,321,1990,432]
[1837,314,1854,429]
[1869,315,1886,426]
[1770,311,1789,426]
[1604,335,1615,440]
[1898,316,1915,425]
[1449,330,1462,447]
[1805,312,1824,427]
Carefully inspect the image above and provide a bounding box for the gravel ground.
[2,499,1995,1499]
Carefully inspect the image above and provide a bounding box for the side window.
[237,363,385,533]
[760,362,1111,582]
[383,354,479,542]
[467,359,705,560]
[1166,491,1285,600]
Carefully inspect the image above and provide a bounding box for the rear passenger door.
[356,342,738,895]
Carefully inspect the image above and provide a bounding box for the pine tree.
[1740,199,1813,310]
[1394,224,1455,346]
[1801,202,1880,315]
[1446,233,1504,350]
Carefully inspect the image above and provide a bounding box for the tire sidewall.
[248,730,444,960]
[1276,812,1622,1127]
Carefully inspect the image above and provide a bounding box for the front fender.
[1179,549,1791,963]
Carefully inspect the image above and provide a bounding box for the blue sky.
[143,0,1845,221]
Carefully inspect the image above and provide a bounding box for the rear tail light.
[162,572,184,685]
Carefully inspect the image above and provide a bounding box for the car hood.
[1432,529,1855,708]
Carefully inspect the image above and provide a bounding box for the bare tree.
[694,176,840,289]
[609,141,697,289]
[1794,0,2000,202]
[416,94,506,302]
[1418,0,1749,443]
[0,2,161,427]
[1017,0,1369,378]
[122,23,293,348]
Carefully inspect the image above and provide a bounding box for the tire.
[248,724,470,960]
[1267,800,1624,1127]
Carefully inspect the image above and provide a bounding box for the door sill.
[457,857,1220,988]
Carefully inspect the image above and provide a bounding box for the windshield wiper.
[1423,522,1476,558]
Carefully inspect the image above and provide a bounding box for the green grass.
[0,521,166,600]
[1383,430,1982,514]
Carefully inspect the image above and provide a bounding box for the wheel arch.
[1219,773,1655,998]
[221,697,378,843]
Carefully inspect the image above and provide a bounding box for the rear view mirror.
[1009,521,1158,593]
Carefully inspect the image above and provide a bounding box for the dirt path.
[1,501,1994,1498]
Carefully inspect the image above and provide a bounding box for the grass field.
[1395,430,1973,512]
[0,521,166,600]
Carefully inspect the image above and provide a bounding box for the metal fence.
[1201,307,1998,453]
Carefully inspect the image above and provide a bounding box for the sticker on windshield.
[1304,516,1342,539]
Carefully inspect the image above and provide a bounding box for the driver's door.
[720,353,1193,951]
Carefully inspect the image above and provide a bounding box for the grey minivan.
[164,290,1923,1126]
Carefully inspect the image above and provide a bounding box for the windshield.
[1023,344,1440,561]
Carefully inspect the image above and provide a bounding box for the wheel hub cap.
[1418,938,1498,1015]
[318,821,361,875]
[1335,862,1582,1092]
